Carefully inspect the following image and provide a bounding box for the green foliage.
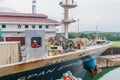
[68,33,77,38]
[56,32,120,41]
[102,32,120,41]
[67,32,120,41]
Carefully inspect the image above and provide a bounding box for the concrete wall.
[102,47,120,55]
[0,42,21,65]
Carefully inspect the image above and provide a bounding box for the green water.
[83,66,119,80]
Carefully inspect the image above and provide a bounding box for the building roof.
[0,12,59,23]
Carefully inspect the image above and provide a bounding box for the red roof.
[0,12,48,18]
[0,12,59,23]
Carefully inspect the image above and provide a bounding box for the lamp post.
[96,25,98,40]
[76,19,80,37]
[77,19,80,33]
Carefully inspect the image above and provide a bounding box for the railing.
[59,0,77,6]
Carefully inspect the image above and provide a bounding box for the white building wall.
[2,32,25,37]
[46,32,56,39]
[0,23,57,39]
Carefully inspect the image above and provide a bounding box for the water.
[83,67,119,80]
[100,67,120,80]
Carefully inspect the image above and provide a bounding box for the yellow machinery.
[48,45,63,56]
[76,38,90,48]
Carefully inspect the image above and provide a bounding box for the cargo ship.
[0,0,112,80]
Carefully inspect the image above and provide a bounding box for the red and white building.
[0,12,60,45]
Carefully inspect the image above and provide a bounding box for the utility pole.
[77,19,80,33]
[96,25,98,40]
[77,19,80,37]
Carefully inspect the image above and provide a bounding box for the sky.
[0,0,120,32]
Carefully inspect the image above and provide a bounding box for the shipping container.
[0,42,21,65]
[6,37,25,45]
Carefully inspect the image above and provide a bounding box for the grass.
[112,41,120,47]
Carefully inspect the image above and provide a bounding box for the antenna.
[32,0,36,14]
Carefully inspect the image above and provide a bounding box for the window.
[32,25,35,29]
[31,37,41,48]
[46,25,49,29]
[25,25,29,28]
[39,25,42,29]
[54,25,58,26]
[2,24,6,28]
[18,25,21,29]
[33,0,36,3]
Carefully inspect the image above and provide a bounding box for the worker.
[31,40,40,48]
[76,41,81,49]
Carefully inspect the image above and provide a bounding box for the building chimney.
[32,0,36,14]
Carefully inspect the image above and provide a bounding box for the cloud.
[0,7,17,12]
[0,0,120,32]
[0,0,4,2]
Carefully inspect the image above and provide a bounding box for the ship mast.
[59,0,77,39]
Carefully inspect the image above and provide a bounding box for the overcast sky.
[0,0,120,32]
